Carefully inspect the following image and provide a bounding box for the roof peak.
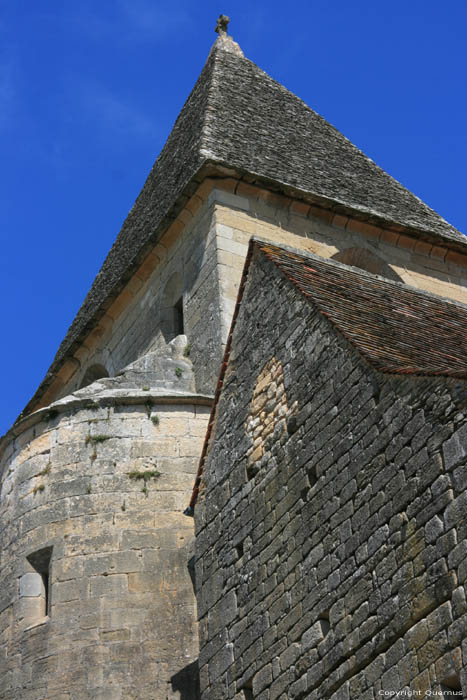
[212,14,244,57]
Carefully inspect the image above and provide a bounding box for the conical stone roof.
[21,30,466,419]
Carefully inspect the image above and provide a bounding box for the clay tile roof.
[22,32,465,419]
[187,239,467,511]
[259,241,467,378]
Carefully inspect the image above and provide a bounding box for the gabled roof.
[187,239,467,511]
[22,30,465,419]
[259,242,467,377]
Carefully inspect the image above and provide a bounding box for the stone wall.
[9,175,466,699]
[54,191,225,402]
[195,251,467,699]
[210,186,467,350]
[0,381,210,699]
[40,181,467,416]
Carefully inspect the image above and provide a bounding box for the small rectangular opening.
[236,542,244,559]
[174,297,184,336]
[318,610,331,637]
[240,679,253,700]
[27,546,52,616]
[307,465,317,488]
[246,463,259,481]
[440,672,462,697]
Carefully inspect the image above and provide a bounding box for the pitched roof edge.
[185,237,257,515]
[257,237,467,311]
[207,161,467,251]
[204,45,464,244]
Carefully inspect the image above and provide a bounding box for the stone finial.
[215,14,230,35]
[212,14,244,57]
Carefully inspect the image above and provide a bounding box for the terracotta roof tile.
[260,242,467,378]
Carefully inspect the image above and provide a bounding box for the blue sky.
[0,0,466,435]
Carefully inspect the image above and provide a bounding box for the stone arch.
[79,363,109,389]
[331,247,403,282]
[161,272,184,343]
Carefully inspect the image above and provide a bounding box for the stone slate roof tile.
[22,34,465,419]
[204,43,464,245]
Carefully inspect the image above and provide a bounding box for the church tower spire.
[0,14,466,700]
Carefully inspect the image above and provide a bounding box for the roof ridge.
[198,42,226,161]
[199,37,248,161]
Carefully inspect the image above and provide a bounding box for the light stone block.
[216,236,248,257]
[16,596,46,629]
[216,223,234,239]
[20,572,45,598]
[208,188,250,211]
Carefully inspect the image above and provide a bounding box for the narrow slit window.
[174,297,184,336]
[161,272,184,343]
[43,570,50,616]
[318,610,331,637]
[26,546,53,618]
[240,679,253,700]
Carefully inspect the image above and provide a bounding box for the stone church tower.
[0,17,466,700]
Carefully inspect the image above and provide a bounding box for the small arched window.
[161,272,184,343]
[79,364,109,389]
[331,247,402,282]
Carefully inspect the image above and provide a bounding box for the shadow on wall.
[161,272,184,343]
[79,364,109,389]
[170,660,200,700]
[332,247,403,282]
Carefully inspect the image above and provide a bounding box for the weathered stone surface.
[195,250,467,699]
[1,31,467,699]
[0,393,210,699]
[19,573,44,598]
